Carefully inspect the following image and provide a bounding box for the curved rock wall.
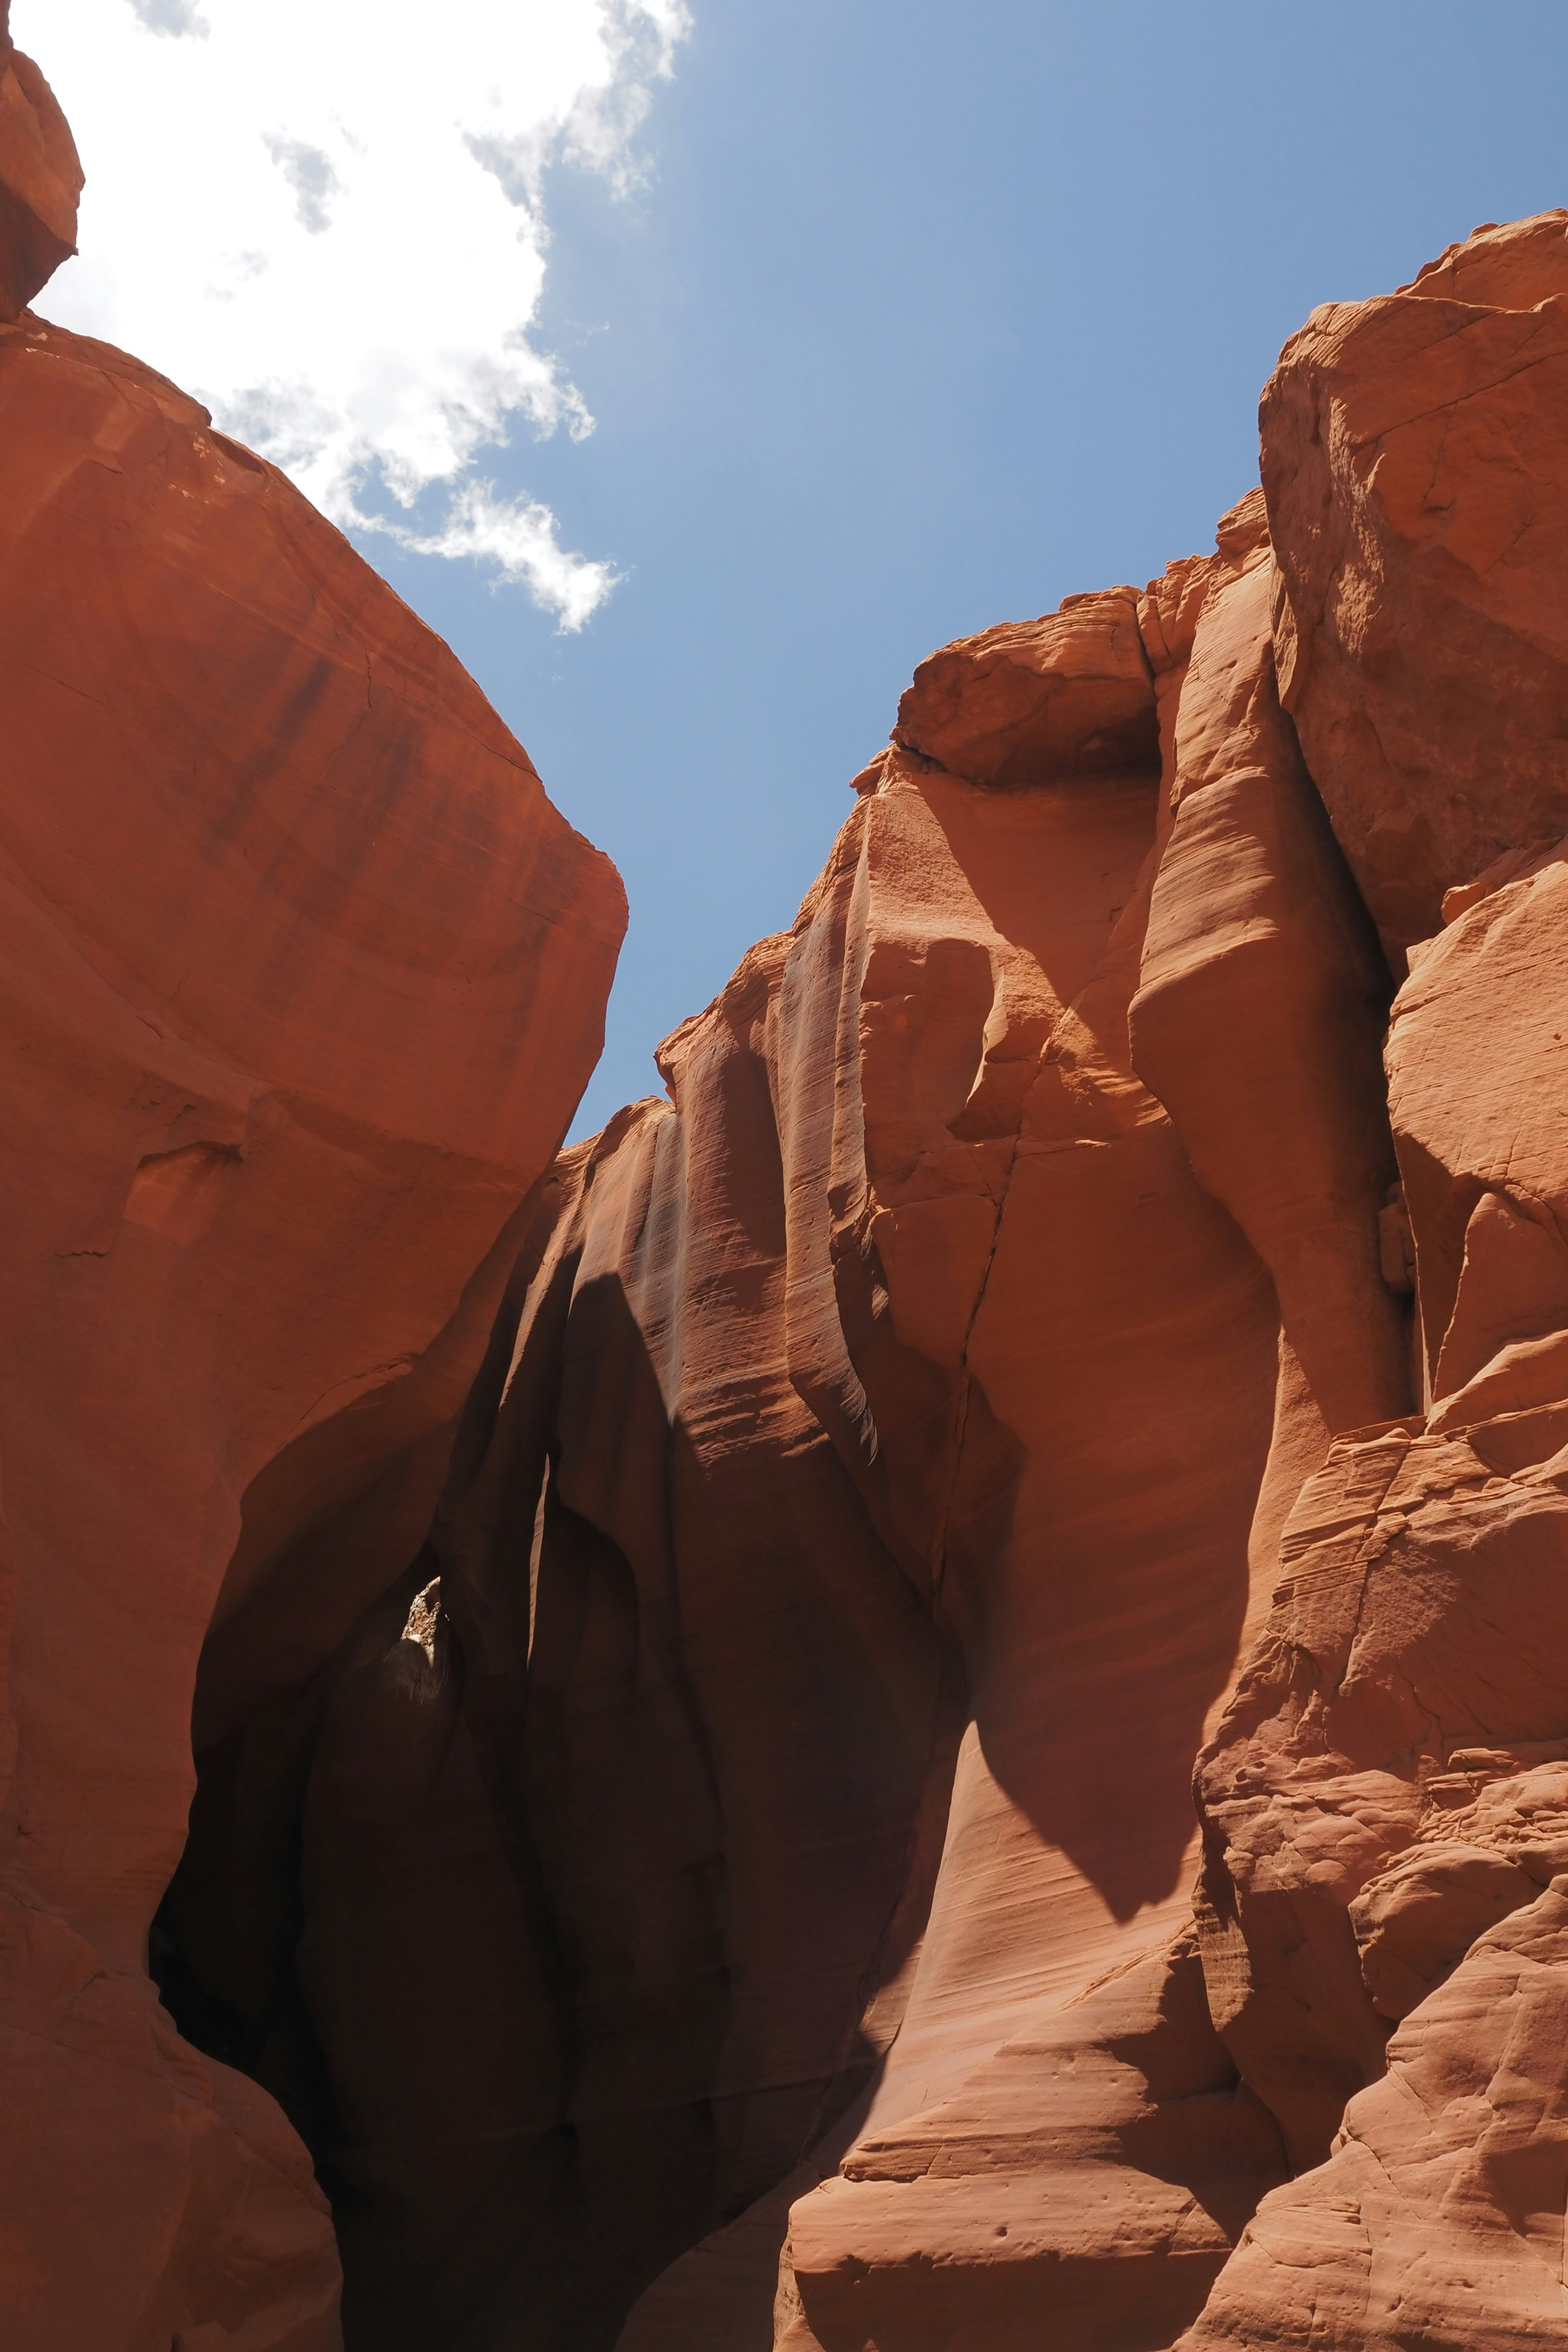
[9,20,1568,2346]
[0,27,625,2348]
[200,494,1404,2351]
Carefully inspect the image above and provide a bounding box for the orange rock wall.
[1171,211,1568,2349]
[8,23,1568,2347]
[0,46,626,2343]
[225,494,1404,2350]
[591,217,1568,2352]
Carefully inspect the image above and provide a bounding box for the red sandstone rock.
[231,496,1403,2349]
[1177,746,1568,2343]
[285,1008,953,2348]
[893,586,1158,787]
[0,7,80,321]
[0,294,623,2350]
[1349,1840,1541,2021]
[762,634,1296,2352]
[158,560,1308,2349]
[1265,209,1568,952]
[1181,1879,1568,2348]
[1154,236,1568,2334]
[783,1940,1284,2352]
[1129,490,1407,1443]
[624,234,1568,2344]
[162,382,1568,2344]
[10,78,1568,2352]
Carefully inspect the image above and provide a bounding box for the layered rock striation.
[8,19,1568,2349]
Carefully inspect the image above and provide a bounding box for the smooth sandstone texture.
[10,70,1568,2352]
[764,496,1407,2352]
[160,222,1568,2352]
[0,119,625,2352]
[185,1024,954,2352]
[635,225,1568,2350]
[162,568,1300,2352]
[178,504,1399,2352]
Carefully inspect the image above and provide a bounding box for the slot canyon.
[8,14,1568,2348]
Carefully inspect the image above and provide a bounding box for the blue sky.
[35,1,1568,1139]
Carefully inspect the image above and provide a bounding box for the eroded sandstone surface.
[8,16,1568,2350]
[0,17,624,2348]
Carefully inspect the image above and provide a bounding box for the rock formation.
[8,18,1568,2349]
[0,4,79,322]
[0,16,624,2348]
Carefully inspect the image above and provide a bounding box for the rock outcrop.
[9,19,1568,2349]
[0,27,624,2350]
[1265,211,1568,953]
[0,4,79,321]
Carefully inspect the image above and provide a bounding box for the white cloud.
[14,0,690,628]
[377,481,622,633]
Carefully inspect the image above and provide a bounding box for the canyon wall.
[9,16,1568,2348]
[0,17,624,2348]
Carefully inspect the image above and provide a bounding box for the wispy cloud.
[380,481,623,633]
[16,0,690,628]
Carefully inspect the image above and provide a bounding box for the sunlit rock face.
[10,17,1568,2345]
[0,20,625,2350]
